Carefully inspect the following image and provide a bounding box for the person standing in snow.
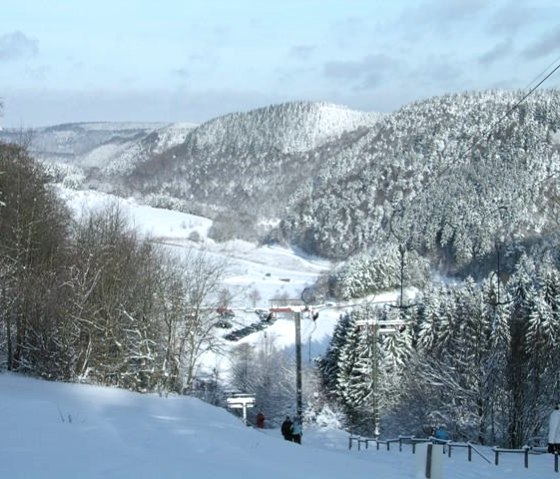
[434,425,450,441]
[291,416,303,444]
[549,404,560,453]
[256,411,265,429]
[281,416,293,441]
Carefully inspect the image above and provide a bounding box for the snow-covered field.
[0,372,555,478]
[58,187,329,307]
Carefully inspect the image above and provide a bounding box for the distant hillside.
[281,90,560,264]
[0,102,379,224]
[0,122,163,158]
[180,101,379,155]
[103,101,381,221]
[0,121,197,188]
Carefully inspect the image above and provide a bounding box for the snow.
[0,372,555,478]
[56,187,338,376]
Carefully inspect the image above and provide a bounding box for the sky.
[1,0,560,127]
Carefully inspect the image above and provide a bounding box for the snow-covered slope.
[57,187,339,374]
[0,372,551,478]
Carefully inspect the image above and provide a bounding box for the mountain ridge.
[3,91,560,274]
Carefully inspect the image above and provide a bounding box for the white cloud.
[0,31,38,61]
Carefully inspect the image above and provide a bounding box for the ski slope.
[0,373,555,479]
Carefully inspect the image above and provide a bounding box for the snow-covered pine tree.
[415,287,442,354]
[317,312,352,399]
[335,308,378,434]
[505,255,536,447]
[481,276,512,445]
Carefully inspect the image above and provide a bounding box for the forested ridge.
[282,90,560,265]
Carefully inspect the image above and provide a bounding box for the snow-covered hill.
[181,101,379,154]
[0,101,379,227]
[114,101,379,222]
[6,91,560,271]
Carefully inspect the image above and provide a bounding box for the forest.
[319,254,560,448]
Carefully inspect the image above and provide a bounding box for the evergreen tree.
[317,312,352,399]
[506,256,535,447]
[481,276,511,445]
[336,309,374,433]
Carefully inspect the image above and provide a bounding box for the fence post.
[448,443,452,458]
[416,442,444,478]
[555,452,559,473]
[425,443,433,478]
[523,446,529,468]
[399,437,403,452]
[494,448,499,466]
[468,443,472,462]
[349,436,352,450]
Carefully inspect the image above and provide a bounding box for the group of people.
[431,425,450,441]
[281,416,303,444]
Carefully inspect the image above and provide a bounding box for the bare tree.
[248,288,261,308]
[176,248,229,390]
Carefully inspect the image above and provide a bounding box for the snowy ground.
[0,373,556,479]
[50,187,422,392]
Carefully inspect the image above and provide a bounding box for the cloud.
[411,56,464,89]
[430,0,491,21]
[487,2,537,35]
[521,26,560,60]
[173,68,190,78]
[403,0,491,32]
[323,54,398,89]
[289,45,316,61]
[478,38,514,66]
[329,16,370,48]
[0,31,38,61]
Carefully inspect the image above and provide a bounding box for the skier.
[548,404,560,453]
[291,416,303,444]
[281,416,293,441]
